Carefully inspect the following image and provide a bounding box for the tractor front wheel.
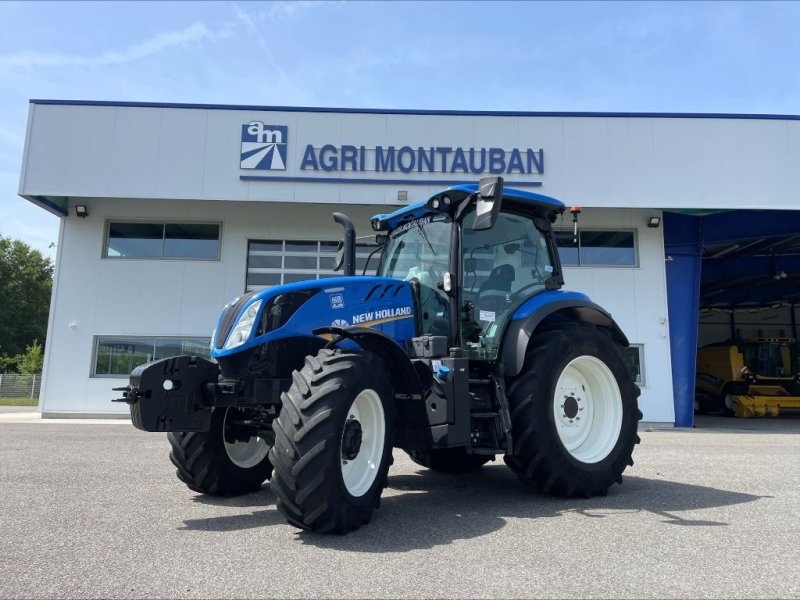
[167,407,273,496]
[505,322,641,497]
[270,349,395,533]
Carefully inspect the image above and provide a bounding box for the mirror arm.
[454,193,477,222]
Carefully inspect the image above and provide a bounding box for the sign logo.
[240,122,287,170]
[329,294,345,309]
[332,318,349,328]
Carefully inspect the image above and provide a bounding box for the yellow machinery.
[696,338,800,417]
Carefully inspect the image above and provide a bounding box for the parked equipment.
[115,177,641,533]
[695,338,800,417]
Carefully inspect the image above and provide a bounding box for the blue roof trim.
[28,100,800,121]
[444,184,564,207]
[371,185,565,227]
[372,200,430,224]
[240,175,542,186]
[30,195,68,217]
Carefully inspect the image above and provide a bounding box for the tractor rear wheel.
[168,407,273,496]
[406,448,492,473]
[505,322,641,497]
[270,349,395,533]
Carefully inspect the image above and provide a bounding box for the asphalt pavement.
[0,416,799,599]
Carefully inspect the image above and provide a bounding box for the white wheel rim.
[553,355,623,464]
[340,389,386,497]
[223,408,269,469]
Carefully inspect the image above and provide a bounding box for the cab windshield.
[743,341,800,377]
[378,214,452,336]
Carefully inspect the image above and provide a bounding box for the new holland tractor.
[114,177,641,533]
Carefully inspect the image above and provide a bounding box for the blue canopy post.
[664,213,703,428]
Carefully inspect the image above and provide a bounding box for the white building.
[18,100,800,424]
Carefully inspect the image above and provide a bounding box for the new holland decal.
[351,306,412,326]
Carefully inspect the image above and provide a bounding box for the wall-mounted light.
[647,216,661,228]
[75,205,89,218]
[397,190,408,203]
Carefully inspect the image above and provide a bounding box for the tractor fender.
[312,326,425,401]
[500,293,629,377]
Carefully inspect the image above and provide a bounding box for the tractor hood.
[211,276,416,358]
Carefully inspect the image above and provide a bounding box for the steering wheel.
[476,291,510,316]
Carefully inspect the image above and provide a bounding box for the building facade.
[18,100,800,423]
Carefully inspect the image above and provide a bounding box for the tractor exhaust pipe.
[333,212,356,276]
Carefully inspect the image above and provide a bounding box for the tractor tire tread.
[270,349,394,533]
[167,409,272,497]
[505,322,641,498]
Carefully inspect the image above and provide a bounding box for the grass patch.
[0,397,39,407]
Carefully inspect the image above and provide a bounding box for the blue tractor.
[115,177,641,533]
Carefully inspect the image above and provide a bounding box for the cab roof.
[372,184,565,230]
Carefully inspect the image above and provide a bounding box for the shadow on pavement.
[180,462,765,549]
[692,414,800,434]
[296,466,764,552]
[180,487,285,531]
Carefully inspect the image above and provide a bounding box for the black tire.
[694,390,713,414]
[270,349,395,533]
[168,407,273,496]
[720,394,736,417]
[504,322,642,497]
[406,448,492,473]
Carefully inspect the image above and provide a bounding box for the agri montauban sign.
[240,121,544,186]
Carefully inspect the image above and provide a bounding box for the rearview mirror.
[472,176,504,230]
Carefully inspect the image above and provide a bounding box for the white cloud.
[257,1,342,22]
[0,21,224,71]
[233,3,257,35]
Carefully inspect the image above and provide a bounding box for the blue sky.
[1,0,798,257]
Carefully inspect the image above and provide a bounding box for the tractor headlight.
[223,299,263,350]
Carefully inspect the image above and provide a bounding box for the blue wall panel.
[664,213,703,428]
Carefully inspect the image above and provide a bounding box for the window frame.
[624,343,646,387]
[245,238,379,292]
[91,335,212,378]
[102,219,223,261]
[554,228,639,268]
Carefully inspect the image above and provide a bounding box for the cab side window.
[461,210,553,358]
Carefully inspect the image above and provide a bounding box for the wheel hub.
[563,396,580,419]
[341,418,363,460]
[222,408,270,469]
[552,355,624,464]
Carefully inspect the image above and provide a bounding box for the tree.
[0,236,53,360]
[16,340,44,374]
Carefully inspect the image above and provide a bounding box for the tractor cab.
[371,178,566,360]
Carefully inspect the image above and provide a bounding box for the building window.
[624,344,645,386]
[554,230,637,267]
[246,239,379,291]
[92,336,211,377]
[105,222,221,259]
